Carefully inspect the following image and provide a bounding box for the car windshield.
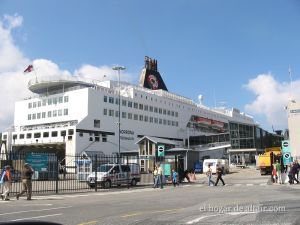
[97,165,113,172]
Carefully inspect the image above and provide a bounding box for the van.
[203,159,229,174]
[86,163,141,188]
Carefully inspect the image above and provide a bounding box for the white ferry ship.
[1,57,267,167]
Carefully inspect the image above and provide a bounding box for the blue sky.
[0,0,300,132]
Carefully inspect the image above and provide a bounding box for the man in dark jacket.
[215,164,225,186]
[16,163,34,200]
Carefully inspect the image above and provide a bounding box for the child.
[172,169,178,187]
[272,165,277,183]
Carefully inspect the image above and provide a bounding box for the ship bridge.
[28,76,95,94]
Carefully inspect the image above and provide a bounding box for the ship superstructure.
[1,57,256,158]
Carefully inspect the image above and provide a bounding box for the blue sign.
[26,153,48,172]
[282,140,290,153]
[282,152,293,166]
[194,161,203,173]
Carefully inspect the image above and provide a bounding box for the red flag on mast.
[24,65,34,73]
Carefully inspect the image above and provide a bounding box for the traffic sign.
[157,144,165,157]
[282,140,291,153]
[284,153,291,159]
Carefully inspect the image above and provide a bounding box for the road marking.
[186,215,219,224]
[11,213,62,221]
[121,208,183,218]
[0,206,72,216]
[77,220,99,225]
[246,184,254,186]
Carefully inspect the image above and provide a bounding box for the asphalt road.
[1,167,300,225]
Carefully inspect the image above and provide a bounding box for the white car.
[87,163,141,188]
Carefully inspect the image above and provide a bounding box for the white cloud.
[244,73,300,130]
[0,14,133,131]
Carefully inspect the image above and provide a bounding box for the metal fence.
[0,152,140,195]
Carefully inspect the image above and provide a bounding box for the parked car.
[86,163,141,188]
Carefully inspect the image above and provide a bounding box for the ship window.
[37,113,41,119]
[58,110,62,116]
[122,112,126,118]
[163,109,166,115]
[53,98,57,105]
[32,114,36,120]
[159,108,162,114]
[172,121,175,126]
[144,116,148,122]
[128,101,132,108]
[144,105,148,111]
[19,134,24,139]
[89,137,93,142]
[42,99,46,106]
[128,113,132,119]
[59,97,63,103]
[134,114,138,120]
[95,137,100,142]
[43,132,49,138]
[38,101,41,107]
[134,102,138,109]
[28,102,32,109]
[94,119,100,128]
[168,120,171,126]
[3,135,7,140]
[13,134,17,139]
[28,114,31,120]
[122,100,127,106]
[171,111,175,117]
[33,102,36,108]
[68,136,72,140]
[154,118,158,123]
[109,109,114,116]
[61,130,66,136]
[139,104,143,110]
[48,98,52,105]
[159,119,162,124]
[64,109,68,116]
[34,133,41,138]
[115,111,119,117]
[175,112,178,117]
[149,106,153,112]
[150,117,153,123]
[176,121,178,127]
[102,134,107,142]
[51,131,58,137]
[115,98,119,105]
[26,133,32,139]
[109,97,114,104]
[68,129,74,135]
[53,110,57,117]
[139,115,143,121]
[154,107,158,113]
[64,96,69,103]
[167,110,170,115]
[103,108,107,115]
[104,95,107,102]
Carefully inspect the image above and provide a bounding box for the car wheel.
[131,179,137,186]
[103,180,111,189]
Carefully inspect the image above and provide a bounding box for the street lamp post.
[112,66,126,162]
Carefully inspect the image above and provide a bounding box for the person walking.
[215,164,225,186]
[153,165,159,188]
[206,164,215,186]
[172,169,178,187]
[16,163,34,200]
[1,165,12,201]
[157,164,164,189]
[275,160,282,184]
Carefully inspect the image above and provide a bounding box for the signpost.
[157,145,165,157]
[282,140,293,166]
